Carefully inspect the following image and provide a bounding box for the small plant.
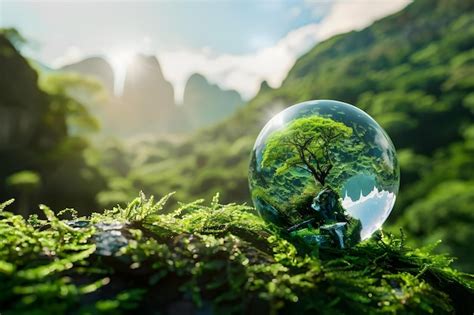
[0,194,472,314]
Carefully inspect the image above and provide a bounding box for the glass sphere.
[249,100,399,248]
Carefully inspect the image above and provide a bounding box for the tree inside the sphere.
[260,116,362,248]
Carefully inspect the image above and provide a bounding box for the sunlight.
[106,49,136,96]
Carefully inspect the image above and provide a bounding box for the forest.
[0,0,473,313]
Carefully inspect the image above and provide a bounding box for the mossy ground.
[0,194,472,315]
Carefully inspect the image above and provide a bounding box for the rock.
[67,220,90,229]
[320,222,347,249]
[311,187,346,223]
[66,220,130,256]
[95,221,124,231]
[93,222,129,256]
[94,229,128,256]
[303,234,331,247]
[287,217,316,233]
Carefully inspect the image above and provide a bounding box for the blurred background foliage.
[0,0,473,272]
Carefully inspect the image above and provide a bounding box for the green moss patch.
[0,195,472,314]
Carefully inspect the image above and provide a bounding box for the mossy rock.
[0,195,472,314]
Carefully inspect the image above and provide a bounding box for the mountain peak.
[188,72,207,82]
[126,54,166,80]
[183,72,243,129]
[60,56,114,93]
[258,80,272,93]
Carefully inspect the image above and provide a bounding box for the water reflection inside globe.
[248,100,399,248]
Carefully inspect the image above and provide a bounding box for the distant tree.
[261,116,353,186]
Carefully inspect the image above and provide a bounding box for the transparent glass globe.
[249,100,399,248]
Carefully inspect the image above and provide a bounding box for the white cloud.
[160,0,411,102]
[315,0,412,40]
[50,0,411,102]
[158,23,320,102]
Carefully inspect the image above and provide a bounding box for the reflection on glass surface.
[248,100,399,248]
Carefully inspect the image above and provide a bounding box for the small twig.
[287,218,316,233]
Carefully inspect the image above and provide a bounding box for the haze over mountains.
[183,73,244,129]
[60,55,244,136]
[61,57,115,94]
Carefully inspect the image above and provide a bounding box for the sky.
[0,0,410,101]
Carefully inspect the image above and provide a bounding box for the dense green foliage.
[261,116,353,186]
[87,0,474,270]
[0,29,106,215]
[0,195,472,314]
[90,1,474,209]
[2,0,472,271]
[1,4,473,313]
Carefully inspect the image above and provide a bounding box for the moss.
[0,195,472,315]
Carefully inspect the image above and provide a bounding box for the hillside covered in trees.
[0,0,473,312]
[82,0,474,270]
[59,55,244,136]
[1,0,473,270]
